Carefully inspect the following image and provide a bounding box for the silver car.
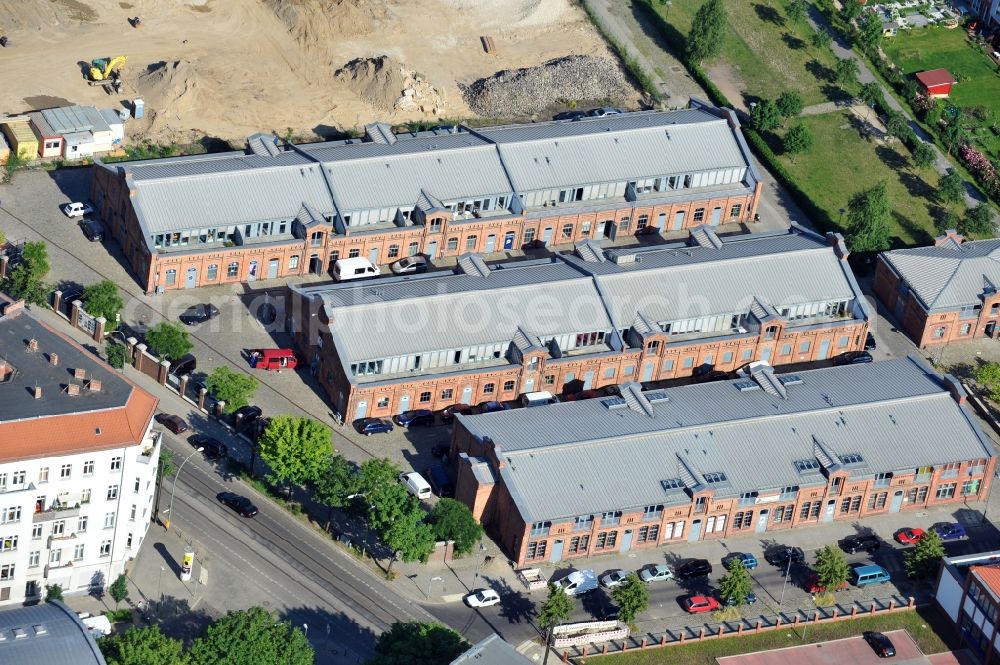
[639,564,674,583]
[600,569,630,589]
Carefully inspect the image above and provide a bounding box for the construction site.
[0,0,642,145]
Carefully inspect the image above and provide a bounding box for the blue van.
[850,564,891,587]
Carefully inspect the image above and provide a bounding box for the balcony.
[33,503,81,523]
[914,473,932,484]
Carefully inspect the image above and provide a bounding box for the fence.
[563,595,915,660]
[50,290,106,342]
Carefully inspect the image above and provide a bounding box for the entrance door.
[583,371,594,390]
[503,232,515,250]
[524,377,535,392]
[368,247,379,265]
[817,339,830,360]
[398,394,410,414]
[642,363,655,382]
[755,510,769,533]
[550,539,564,563]
[310,254,321,274]
[427,241,438,260]
[185,267,197,289]
[354,400,368,421]
[267,258,279,279]
[824,499,836,522]
[485,234,497,253]
[987,321,997,338]
[597,220,608,237]
[760,347,772,364]
[619,529,633,553]
[247,260,258,281]
[657,213,666,232]
[542,227,553,246]
[460,386,473,404]
[688,520,702,542]
[673,211,685,230]
[710,207,723,225]
[890,490,904,513]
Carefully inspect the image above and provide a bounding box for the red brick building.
[874,231,1000,348]
[89,103,763,293]
[287,225,870,422]
[450,358,995,567]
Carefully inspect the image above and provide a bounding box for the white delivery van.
[521,390,559,408]
[398,472,432,500]
[333,257,380,282]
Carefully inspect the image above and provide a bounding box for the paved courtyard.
[717,630,965,665]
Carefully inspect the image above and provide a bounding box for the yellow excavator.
[88,55,127,91]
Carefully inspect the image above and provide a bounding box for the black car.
[691,367,732,384]
[864,332,877,351]
[189,435,227,460]
[430,443,451,460]
[179,303,221,326]
[765,546,805,567]
[477,401,510,414]
[554,111,587,121]
[154,413,189,434]
[217,492,258,518]
[247,417,270,443]
[838,533,881,555]
[425,463,455,497]
[833,350,874,366]
[394,409,435,428]
[863,631,896,658]
[674,558,713,579]
[439,404,474,423]
[233,405,262,430]
[80,219,105,242]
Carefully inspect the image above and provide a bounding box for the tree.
[538,583,574,665]
[776,90,804,118]
[811,30,833,49]
[834,57,860,87]
[82,279,124,326]
[885,111,910,141]
[750,99,782,133]
[686,0,727,64]
[786,0,806,23]
[939,170,966,205]
[905,530,945,580]
[106,342,128,370]
[257,416,332,494]
[429,498,483,556]
[98,626,186,665]
[975,361,1000,402]
[718,559,753,606]
[144,321,192,361]
[814,545,850,591]
[3,240,49,305]
[942,121,967,156]
[380,496,436,574]
[367,621,469,665]
[204,366,258,413]
[358,457,405,524]
[841,0,864,22]
[610,572,649,625]
[856,13,883,55]
[783,124,814,162]
[44,583,64,603]
[846,182,891,252]
[190,606,312,665]
[858,81,883,120]
[961,204,996,236]
[912,142,936,169]
[311,454,359,530]
[109,573,130,609]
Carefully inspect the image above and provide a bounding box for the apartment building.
[936,551,1000,664]
[449,356,995,567]
[89,101,763,293]
[287,224,870,422]
[0,299,160,605]
[874,231,1000,347]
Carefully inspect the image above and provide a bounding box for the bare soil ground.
[0,0,632,144]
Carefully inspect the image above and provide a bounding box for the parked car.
[838,534,881,555]
[683,595,720,614]
[247,417,270,443]
[552,570,598,596]
[931,522,967,541]
[554,111,587,121]
[80,219,104,242]
[189,435,227,460]
[833,351,873,366]
[805,572,847,594]
[233,405,262,430]
[394,409,435,428]
[399,472,432,500]
[895,527,925,544]
[439,404,474,423]
[600,569,630,589]
[355,417,394,436]
[179,303,220,326]
[675,559,712,580]
[217,492,258,517]
[563,389,603,402]
[587,107,624,117]
[719,589,757,607]
[63,201,93,217]
[639,564,674,584]
[430,443,451,460]
[765,545,805,567]
[863,631,896,658]
[864,332,877,351]
[722,552,758,571]
[477,401,510,414]
[390,256,428,275]
[691,366,732,384]
[154,413,188,434]
[424,464,454,497]
[465,589,501,608]
[170,353,197,376]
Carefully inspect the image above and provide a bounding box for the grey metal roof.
[880,238,1000,310]
[456,357,994,522]
[0,601,106,665]
[450,634,532,665]
[39,105,110,135]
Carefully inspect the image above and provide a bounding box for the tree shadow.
[198,136,233,153]
[280,605,378,663]
[754,3,786,26]
[821,84,853,105]
[806,58,836,83]
[152,594,214,646]
[781,33,807,50]
[486,576,537,627]
[874,144,909,172]
[890,211,934,247]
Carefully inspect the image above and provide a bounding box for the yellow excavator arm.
[89,55,127,81]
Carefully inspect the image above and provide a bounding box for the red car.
[895,528,925,545]
[154,413,188,434]
[564,390,602,402]
[683,595,720,614]
[805,572,847,594]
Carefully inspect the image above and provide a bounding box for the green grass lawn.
[599,606,957,665]
[773,111,962,246]
[652,0,849,105]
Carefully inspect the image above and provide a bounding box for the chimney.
[73,368,86,380]
[2,300,25,319]
[943,374,967,405]
[826,232,850,260]
[48,353,58,366]
[26,339,38,353]
[88,378,102,392]
[934,230,965,248]
[66,384,80,396]
[33,386,42,399]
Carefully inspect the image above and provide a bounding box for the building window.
[873,472,892,488]
[227,262,239,278]
[348,248,360,258]
[936,483,957,500]
[941,463,961,479]
[74,544,85,561]
[38,467,49,483]
[0,564,14,580]
[562,223,574,239]
[933,327,946,339]
[52,520,65,536]
[289,255,300,270]
[107,485,119,500]
[0,536,17,552]
[483,383,495,394]
[83,460,95,476]
[526,541,547,560]
[603,368,615,379]
[31,524,42,539]
[723,351,733,363]
[444,237,459,253]
[733,511,754,529]
[693,208,705,222]
[82,489,91,503]
[419,391,431,403]
[165,269,177,286]
[781,343,792,356]
[730,204,743,218]
[503,380,515,392]
[60,464,71,479]
[582,220,592,234]
[574,514,594,531]
[682,357,694,369]
[377,397,389,409]
[310,231,323,247]
[530,521,551,537]
[523,228,536,246]
[388,244,400,259]
[839,496,862,514]
[441,389,453,400]
[636,215,649,231]
[907,486,929,504]
[568,535,590,554]
[960,323,972,336]
[867,492,888,510]
[100,541,112,557]
[637,525,659,543]
[111,456,123,471]
[642,504,663,520]
[465,236,478,250]
[104,512,116,529]
[429,219,443,233]
[799,341,811,353]
[408,242,419,256]
[963,479,982,496]
[543,375,555,386]
[130,505,137,521]
[78,516,88,532]
[596,531,618,549]
[28,551,39,568]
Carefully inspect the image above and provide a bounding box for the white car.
[600,569,630,589]
[63,202,94,218]
[465,588,501,608]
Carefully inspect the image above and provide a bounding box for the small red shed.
[915,69,956,98]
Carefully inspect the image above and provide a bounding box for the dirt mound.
[265,0,387,44]
[335,55,448,114]
[462,55,632,118]
[134,60,221,138]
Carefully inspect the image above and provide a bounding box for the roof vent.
[88,378,102,392]
[733,379,760,392]
[73,368,86,380]
[48,352,58,366]
[32,624,47,636]
[644,389,670,404]
[66,384,80,396]
[778,374,803,386]
[33,386,42,399]
[611,253,637,265]
[25,338,38,353]
[600,396,627,410]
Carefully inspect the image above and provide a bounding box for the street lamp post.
[163,447,202,529]
[779,555,793,606]
[427,575,442,598]
[472,542,486,588]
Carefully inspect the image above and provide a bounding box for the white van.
[521,391,559,408]
[398,472,432,500]
[333,257,380,282]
